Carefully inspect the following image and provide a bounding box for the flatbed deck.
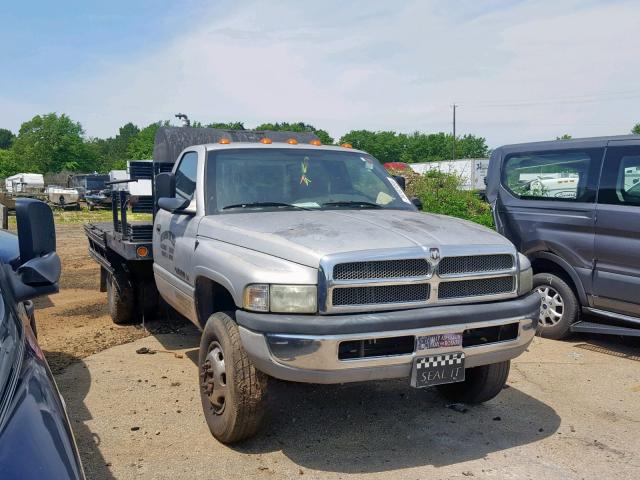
[85,221,154,270]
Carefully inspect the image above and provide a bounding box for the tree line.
[2,113,638,178]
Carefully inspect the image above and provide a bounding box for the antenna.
[174,113,190,127]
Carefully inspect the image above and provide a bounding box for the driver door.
[153,150,201,321]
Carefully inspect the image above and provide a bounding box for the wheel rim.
[200,341,227,415]
[535,285,564,327]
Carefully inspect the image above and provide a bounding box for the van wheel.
[107,273,134,324]
[533,273,578,340]
[437,361,510,404]
[199,312,268,444]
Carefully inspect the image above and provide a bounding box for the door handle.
[155,224,161,232]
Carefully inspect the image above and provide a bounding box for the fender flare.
[528,251,588,305]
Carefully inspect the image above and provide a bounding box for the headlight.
[243,284,317,313]
[517,253,533,296]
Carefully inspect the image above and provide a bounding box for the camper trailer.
[4,173,45,195]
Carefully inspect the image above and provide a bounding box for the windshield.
[206,148,415,213]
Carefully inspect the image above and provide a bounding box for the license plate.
[411,352,465,388]
[416,333,462,351]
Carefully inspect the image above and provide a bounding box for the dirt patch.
[34,224,181,374]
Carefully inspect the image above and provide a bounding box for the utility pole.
[451,103,457,161]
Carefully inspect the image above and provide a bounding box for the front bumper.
[237,292,540,384]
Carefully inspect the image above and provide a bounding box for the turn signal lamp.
[259,138,273,144]
[309,139,322,146]
[286,138,298,145]
[219,138,231,144]
[340,143,353,148]
[136,246,149,257]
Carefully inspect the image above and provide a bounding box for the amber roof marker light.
[259,138,273,144]
[340,143,353,148]
[286,138,298,145]
[219,138,231,144]
[309,139,322,146]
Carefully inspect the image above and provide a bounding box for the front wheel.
[533,272,579,340]
[199,312,268,444]
[436,361,510,404]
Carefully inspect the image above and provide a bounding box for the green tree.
[632,124,640,135]
[339,130,407,163]
[255,121,333,145]
[207,121,246,130]
[0,149,17,177]
[0,129,15,150]
[556,134,572,140]
[339,130,488,163]
[11,113,93,173]
[127,121,168,160]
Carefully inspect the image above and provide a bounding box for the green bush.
[394,169,494,228]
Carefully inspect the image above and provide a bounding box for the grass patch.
[7,206,152,227]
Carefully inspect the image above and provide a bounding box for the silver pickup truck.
[85,127,540,443]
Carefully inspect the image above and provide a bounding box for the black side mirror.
[411,197,423,210]
[392,175,406,191]
[16,198,56,262]
[155,172,175,200]
[7,199,61,301]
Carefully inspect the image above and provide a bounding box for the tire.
[437,360,510,404]
[532,272,579,340]
[107,272,135,324]
[199,312,268,444]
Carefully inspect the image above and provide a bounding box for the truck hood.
[197,210,513,268]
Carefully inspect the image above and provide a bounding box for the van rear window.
[502,149,600,202]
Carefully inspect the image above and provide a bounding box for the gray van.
[486,135,640,339]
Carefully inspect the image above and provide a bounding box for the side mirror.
[16,198,56,263]
[392,175,406,191]
[155,172,175,200]
[157,196,191,213]
[411,197,423,210]
[7,199,61,302]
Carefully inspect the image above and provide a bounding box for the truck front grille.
[322,249,517,313]
[332,283,430,306]
[438,254,514,276]
[333,259,430,280]
[438,276,515,299]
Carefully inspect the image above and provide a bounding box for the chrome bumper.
[239,315,536,384]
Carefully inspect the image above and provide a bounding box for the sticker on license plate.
[411,352,465,388]
[416,333,462,351]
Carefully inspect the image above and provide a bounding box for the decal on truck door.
[160,230,176,261]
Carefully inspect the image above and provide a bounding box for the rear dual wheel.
[106,272,134,324]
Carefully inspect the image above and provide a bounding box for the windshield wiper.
[222,202,309,211]
[321,201,382,209]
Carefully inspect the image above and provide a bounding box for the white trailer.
[4,173,45,194]
[409,159,489,192]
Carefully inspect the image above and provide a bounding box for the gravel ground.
[54,330,640,480]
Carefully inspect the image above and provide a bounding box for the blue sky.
[1,0,639,147]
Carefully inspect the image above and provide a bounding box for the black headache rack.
[86,127,320,264]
